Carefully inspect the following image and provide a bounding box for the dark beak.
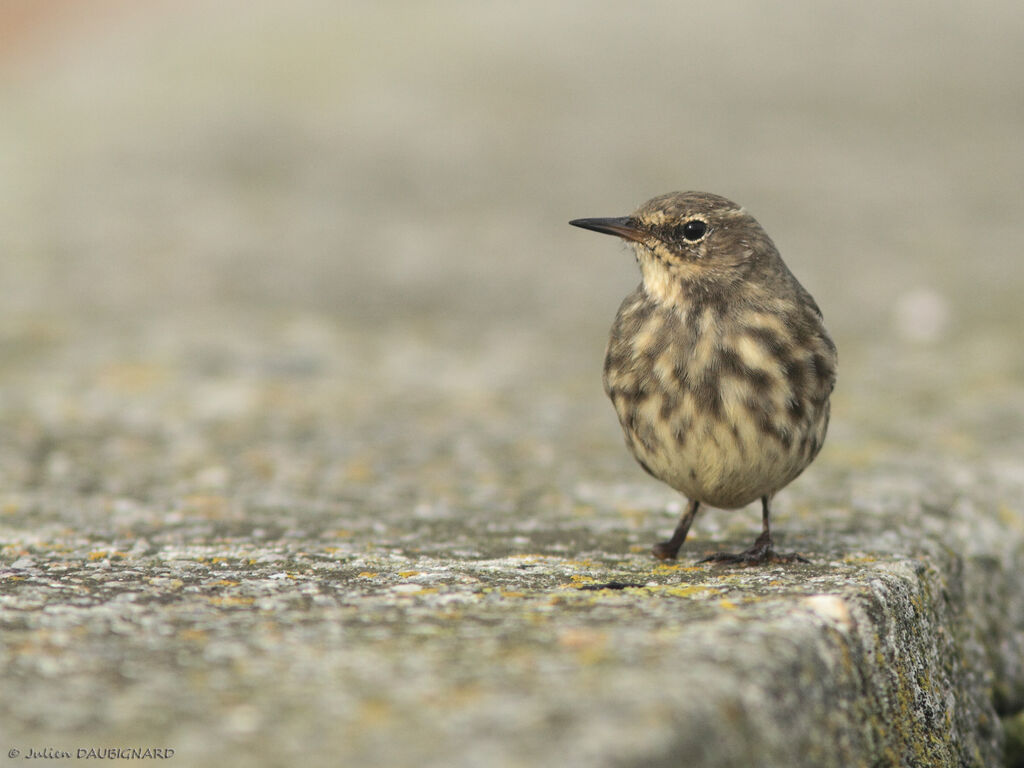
[568,216,646,242]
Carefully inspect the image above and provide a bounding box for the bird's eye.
[680,219,708,241]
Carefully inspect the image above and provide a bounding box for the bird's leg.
[651,498,700,560]
[698,496,808,566]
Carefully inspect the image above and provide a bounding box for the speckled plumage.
[571,192,836,563]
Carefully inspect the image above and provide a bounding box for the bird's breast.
[603,290,834,508]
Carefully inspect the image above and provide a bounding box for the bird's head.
[570,191,779,304]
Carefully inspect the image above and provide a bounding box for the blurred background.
[1,0,1022,523]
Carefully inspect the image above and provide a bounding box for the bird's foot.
[698,549,809,566]
[651,540,681,560]
[697,533,808,566]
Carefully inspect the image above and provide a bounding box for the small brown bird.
[570,192,836,564]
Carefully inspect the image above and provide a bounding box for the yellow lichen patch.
[998,503,1024,530]
[211,579,239,587]
[421,682,484,710]
[343,458,374,483]
[617,507,648,527]
[181,495,230,518]
[936,430,978,455]
[241,450,275,480]
[357,572,379,579]
[647,584,722,599]
[718,599,738,610]
[88,551,107,561]
[207,596,255,607]
[824,440,890,468]
[398,570,420,578]
[356,698,392,727]
[96,361,166,394]
[179,629,208,644]
[500,590,527,598]
[148,577,184,590]
[652,563,683,573]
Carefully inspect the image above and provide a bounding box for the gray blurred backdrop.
[3,2,1022,458]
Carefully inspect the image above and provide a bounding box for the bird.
[569,192,836,564]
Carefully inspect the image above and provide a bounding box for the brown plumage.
[570,192,836,564]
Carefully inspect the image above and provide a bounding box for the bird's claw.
[698,547,808,566]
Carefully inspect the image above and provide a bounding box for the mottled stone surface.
[2,3,1023,767]
[3,462,1023,767]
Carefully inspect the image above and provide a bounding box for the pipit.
[570,192,836,564]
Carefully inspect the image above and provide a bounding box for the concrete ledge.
[3,459,1022,767]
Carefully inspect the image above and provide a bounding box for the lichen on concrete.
[3,461,1023,766]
